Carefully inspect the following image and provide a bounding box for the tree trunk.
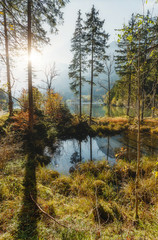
[127,74,131,117]
[28,0,33,130]
[90,137,92,161]
[79,49,82,118]
[79,140,82,162]
[141,87,145,121]
[152,78,157,118]
[108,72,111,117]
[90,39,94,124]
[135,32,141,221]
[3,0,13,116]
[107,136,110,161]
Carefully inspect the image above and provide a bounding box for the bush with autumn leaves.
[10,87,72,132]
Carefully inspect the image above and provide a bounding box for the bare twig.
[30,194,69,229]
[0,88,24,108]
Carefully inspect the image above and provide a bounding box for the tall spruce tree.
[115,12,156,118]
[139,12,155,120]
[84,5,109,123]
[115,14,136,116]
[149,16,158,117]
[69,10,86,118]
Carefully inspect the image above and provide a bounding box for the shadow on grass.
[15,153,39,240]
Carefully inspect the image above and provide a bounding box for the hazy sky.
[41,0,158,65]
[14,0,157,94]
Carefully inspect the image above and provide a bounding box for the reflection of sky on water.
[46,136,122,175]
[45,133,158,175]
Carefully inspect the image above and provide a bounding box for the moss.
[93,180,106,195]
[37,166,59,185]
[53,177,72,196]
[47,200,56,216]
[60,229,88,240]
[110,202,124,221]
[93,202,114,223]
[71,174,93,197]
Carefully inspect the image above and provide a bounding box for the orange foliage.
[11,111,37,131]
[44,90,62,121]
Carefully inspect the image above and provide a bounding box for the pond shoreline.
[60,116,158,141]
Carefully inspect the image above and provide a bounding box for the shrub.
[53,177,72,196]
[37,165,59,185]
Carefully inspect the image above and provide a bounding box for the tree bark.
[90,137,92,161]
[135,32,141,221]
[79,47,82,118]
[90,39,94,124]
[3,0,13,116]
[28,0,33,130]
[108,72,111,117]
[127,73,131,117]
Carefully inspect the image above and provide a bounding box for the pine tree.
[139,12,156,120]
[115,14,136,116]
[148,16,158,117]
[115,12,156,118]
[69,10,86,118]
[84,5,109,123]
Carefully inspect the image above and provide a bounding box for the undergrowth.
[0,153,158,239]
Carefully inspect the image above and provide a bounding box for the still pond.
[45,132,158,175]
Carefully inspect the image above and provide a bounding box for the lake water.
[45,132,158,175]
[67,102,152,118]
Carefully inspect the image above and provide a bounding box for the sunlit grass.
[0,155,158,239]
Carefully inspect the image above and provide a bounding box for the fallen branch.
[30,194,69,229]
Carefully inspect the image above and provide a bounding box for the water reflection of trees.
[69,137,116,171]
[69,141,82,173]
[95,136,115,159]
[47,133,158,174]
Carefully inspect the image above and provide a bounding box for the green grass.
[0,150,158,239]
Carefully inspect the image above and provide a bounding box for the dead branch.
[0,88,24,109]
[30,194,69,229]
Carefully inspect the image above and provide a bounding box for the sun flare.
[28,50,42,67]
